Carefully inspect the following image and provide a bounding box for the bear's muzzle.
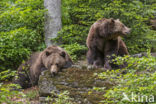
[50,65,58,76]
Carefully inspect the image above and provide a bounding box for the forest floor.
[2,82,39,104]
[21,86,39,104]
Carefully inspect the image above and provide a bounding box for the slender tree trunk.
[44,0,62,47]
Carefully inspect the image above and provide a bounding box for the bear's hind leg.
[87,48,104,68]
[87,49,96,65]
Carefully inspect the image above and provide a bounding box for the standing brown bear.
[86,18,130,69]
[13,45,73,88]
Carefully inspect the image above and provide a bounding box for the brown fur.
[150,19,156,30]
[86,18,130,69]
[13,46,73,88]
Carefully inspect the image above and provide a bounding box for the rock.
[39,97,47,104]
[38,71,59,97]
[132,52,156,57]
[151,53,156,57]
[150,19,156,30]
[38,67,113,104]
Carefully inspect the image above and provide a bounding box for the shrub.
[0,83,39,104]
[61,43,87,61]
[46,91,75,104]
[0,0,45,71]
[0,83,25,104]
[0,70,16,82]
[93,53,156,103]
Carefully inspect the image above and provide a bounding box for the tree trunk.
[44,0,62,47]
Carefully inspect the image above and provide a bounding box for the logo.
[122,92,155,103]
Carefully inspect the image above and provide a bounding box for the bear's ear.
[46,51,50,56]
[116,19,120,21]
[60,51,66,58]
[110,18,115,23]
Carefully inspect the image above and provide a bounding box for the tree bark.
[44,0,62,47]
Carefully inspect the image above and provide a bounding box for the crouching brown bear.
[13,45,73,88]
[86,18,130,69]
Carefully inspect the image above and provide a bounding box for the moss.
[39,67,115,103]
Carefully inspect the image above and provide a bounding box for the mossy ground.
[39,66,115,103]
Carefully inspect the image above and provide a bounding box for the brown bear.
[86,18,130,69]
[13,45,73,88]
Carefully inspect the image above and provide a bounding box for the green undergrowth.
[93,53,156,104]
[0,83,39,104]
[0,83,24,104]
[46,91,75,104]
[61,43,87,61]
[0,70,16,82]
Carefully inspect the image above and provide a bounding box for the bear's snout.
[123,27,131,35]
[50,65,58,76]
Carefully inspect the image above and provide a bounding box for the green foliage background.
[0,0,45,71]
[53,0,156,60]
[0,0,155,70]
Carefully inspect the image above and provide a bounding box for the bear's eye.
[46,51,50,56]
[60,51,66,58]
[56,63,59,66]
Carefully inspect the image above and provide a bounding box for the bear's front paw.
[87,65,98,70]
[71,65,82,69]
[104,63,112,70]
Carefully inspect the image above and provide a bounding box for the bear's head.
[113,19,130,36]
[98,18,130,39]
[41,46,73,76]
